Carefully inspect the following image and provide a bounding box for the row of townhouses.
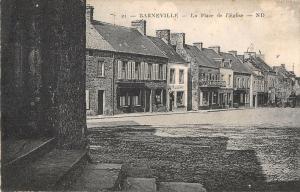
[85,6,299,116]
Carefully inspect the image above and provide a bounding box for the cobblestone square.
[88,108,300,191]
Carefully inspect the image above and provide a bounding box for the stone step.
[2,137,56,169]
[69,163,123,191]
[123,177,157,192]
[2,149,88,191]
[158,182,207,192]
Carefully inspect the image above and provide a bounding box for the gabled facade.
[244,52,277,106]
[273,64,295,103]
[86,6,168,115]
[148,30,190,111]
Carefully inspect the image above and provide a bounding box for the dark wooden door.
[98,90,104,115]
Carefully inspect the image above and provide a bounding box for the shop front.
[168,84,187,111]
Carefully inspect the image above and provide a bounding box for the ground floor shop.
[218,89,233,108]
[167,84,188,111]
[233,89,250,107]
[199,88,220,110]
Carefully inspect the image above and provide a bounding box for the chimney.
[209,46,220,54]
[156,29,171,44]
[86,5,94,22]
[228,50,237,57]
[131,20,146,35]
[170,33,185,48]
[244,52,256,60]
[281,64,286,69]
[257,54,265,60]
[193,42,203,51]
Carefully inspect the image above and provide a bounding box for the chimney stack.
[170,33,185,47]
[209,46,220,54]
[193,42,203,51]
[86,5,94,22]
[228,50,237,57]
[244,52,256,60]
[156,29,171,44]
[281,64,286,69]
[131,20,146,35]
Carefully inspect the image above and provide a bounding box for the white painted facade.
[167,62,190,111]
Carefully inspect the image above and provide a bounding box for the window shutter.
[144,62,148,80]
[86,90,90,109]
[141,62,144,80]
[163,64,166,80]
[132,61,135,79]
[155,64,158,80]
[127,62,131,79]
[151,64,154,80]
[118,60,122,79]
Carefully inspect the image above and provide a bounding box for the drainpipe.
[112,53,115,116]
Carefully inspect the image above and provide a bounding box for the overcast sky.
[87,0,300,75]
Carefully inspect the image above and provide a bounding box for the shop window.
[170,68,175,84]
[179,70,184,84]
[86,90,90,109]
[155,89,162,105]
[202,92,208,106]
[212,92,218,104]
[97,60,104,77]
[120,96,126,106]
[176,91,184,107]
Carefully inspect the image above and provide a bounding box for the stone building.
[148,30,190,111]
[170,33,226,110]
[273,64,295,103]
[244,52,277,106]
[229,53,252,107]
[2,0,87,149]
[86,6,168,115]
[203,47,234,108]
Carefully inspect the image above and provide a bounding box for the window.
[135,62,140,80]
[228,75,231,86]
[237,78,240,88]
[97,60,104,77]
[176,91,184,106]
[86,90,90,109]
[179,70,184,84]
[170,68,175,84]
[202,92,209,105]
[148,63,152,80]
[212,92,218,104]
[122,61,127,79]
[120,96,126,106]
[159,64,163,80]
[155,89,162,105]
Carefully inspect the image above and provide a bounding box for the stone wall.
[1,0,87,149]
[86,51,114,115]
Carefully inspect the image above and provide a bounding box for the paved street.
[87,108,300,191]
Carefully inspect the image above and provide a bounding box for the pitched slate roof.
[185,45,219,68]
[246,56,275,73]
[90,20,166,58]
[86,20,114,51]
[147,36,186,64]
[202,48,223,60]
[220,52,252,74]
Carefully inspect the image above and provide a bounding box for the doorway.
[98,90,104,115]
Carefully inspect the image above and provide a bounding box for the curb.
[87,107,251,120]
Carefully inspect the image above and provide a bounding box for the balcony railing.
[199,80,226,87]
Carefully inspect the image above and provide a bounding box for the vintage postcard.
[1,0,299,191]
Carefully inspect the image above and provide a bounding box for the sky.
[87,0,300,76]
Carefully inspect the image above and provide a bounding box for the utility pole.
[110,13,116,25]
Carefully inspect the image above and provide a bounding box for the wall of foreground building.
[1,0,87,149]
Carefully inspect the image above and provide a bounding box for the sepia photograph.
[1,0,300,191]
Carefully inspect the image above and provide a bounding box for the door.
[98,90,104,115]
